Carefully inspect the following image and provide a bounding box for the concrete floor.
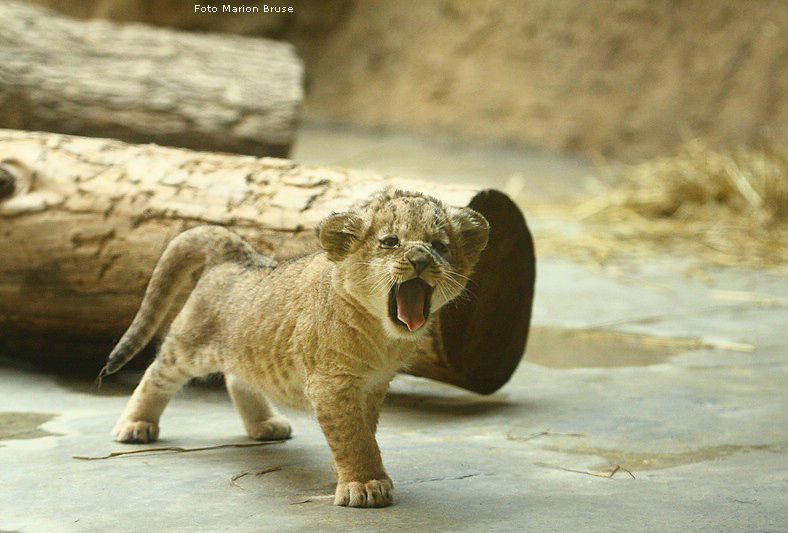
[2,125,787,532]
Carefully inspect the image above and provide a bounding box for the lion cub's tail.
[99,225,270,378]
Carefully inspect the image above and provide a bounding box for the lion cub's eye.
[380,236,400,249]
[431,240,449,254]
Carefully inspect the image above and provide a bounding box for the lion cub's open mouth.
[388,278,433,332]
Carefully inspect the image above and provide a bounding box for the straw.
[519,139,788,273]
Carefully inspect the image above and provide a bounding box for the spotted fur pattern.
[104,189,489,508]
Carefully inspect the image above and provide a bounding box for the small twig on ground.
[507,429,586,442]
[291,495,333,504]
[72,441,285,461]
[605,465,636,479]
[399,473,495,486]
[535,461,636,479]
[229,466,282,488]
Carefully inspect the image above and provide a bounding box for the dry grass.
[522,140,788,273]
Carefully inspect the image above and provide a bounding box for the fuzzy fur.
[103,189,489,508]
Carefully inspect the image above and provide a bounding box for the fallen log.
[0,1,303,158]
[0,130,535,394]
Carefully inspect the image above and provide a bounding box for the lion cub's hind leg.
[226,374,292,441]
[112,340,196,443]
[113,334,223,443]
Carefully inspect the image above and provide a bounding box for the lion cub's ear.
[451,207,490,266]
[319,212,365,261]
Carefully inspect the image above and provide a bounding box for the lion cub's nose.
[409,257,430,275]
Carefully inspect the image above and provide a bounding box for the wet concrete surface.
[524,327,688,368]
[0,412,59,441]
[1,124,787,531]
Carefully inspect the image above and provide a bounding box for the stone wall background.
[26,0,788,161]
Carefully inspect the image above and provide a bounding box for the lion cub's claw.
[334,479,394,508]
[113,420,159,443]
[246,416,292,441]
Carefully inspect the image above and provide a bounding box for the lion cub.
[101,189,489,508]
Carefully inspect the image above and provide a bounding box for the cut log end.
[406,190,536,394]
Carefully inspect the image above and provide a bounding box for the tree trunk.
[0,1,303,158]
[0,130,534,395]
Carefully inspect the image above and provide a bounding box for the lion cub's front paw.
[245,416,292,441]
[113,419,159,443]
[334,479,394,508]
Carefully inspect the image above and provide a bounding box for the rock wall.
[24,0,788,160]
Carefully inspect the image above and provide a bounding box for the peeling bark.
[0,130,534,394]
[0,1,303,157]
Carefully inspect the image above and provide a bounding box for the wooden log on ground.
[0,1,303,158]
[0,130,535,395]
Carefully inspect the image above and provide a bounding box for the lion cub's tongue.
[396,279,429,332]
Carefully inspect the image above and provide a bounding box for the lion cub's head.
[319,189,489,338]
